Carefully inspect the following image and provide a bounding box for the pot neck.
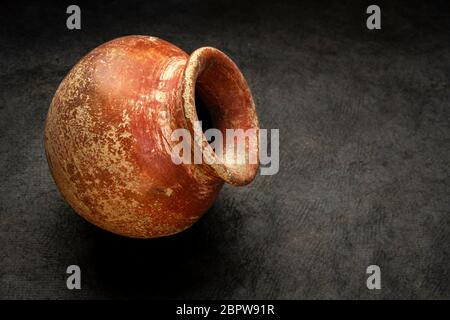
[180,47,259,186]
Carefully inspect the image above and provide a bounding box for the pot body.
[45,35,258,238]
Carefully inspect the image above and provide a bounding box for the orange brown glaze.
[44,36,259,238]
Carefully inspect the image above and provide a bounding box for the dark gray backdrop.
[0,0,449,299]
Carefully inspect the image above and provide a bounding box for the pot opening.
[195,92,215,137]
[182,47,259,185]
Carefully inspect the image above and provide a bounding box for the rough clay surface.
[0,0,449,299]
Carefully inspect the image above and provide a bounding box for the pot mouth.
[181,47,259,185]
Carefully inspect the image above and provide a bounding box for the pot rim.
[181,47,260,185]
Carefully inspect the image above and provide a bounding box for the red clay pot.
[44,36,259,238]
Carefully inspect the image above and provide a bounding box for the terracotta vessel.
[44,36,259,238]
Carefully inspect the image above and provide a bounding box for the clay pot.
[44,36,259,238]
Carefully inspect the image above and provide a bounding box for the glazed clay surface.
[44,36,259,238]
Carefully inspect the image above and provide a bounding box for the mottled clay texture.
[44,36,259,238]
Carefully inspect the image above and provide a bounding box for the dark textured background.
[0,0,449,299]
